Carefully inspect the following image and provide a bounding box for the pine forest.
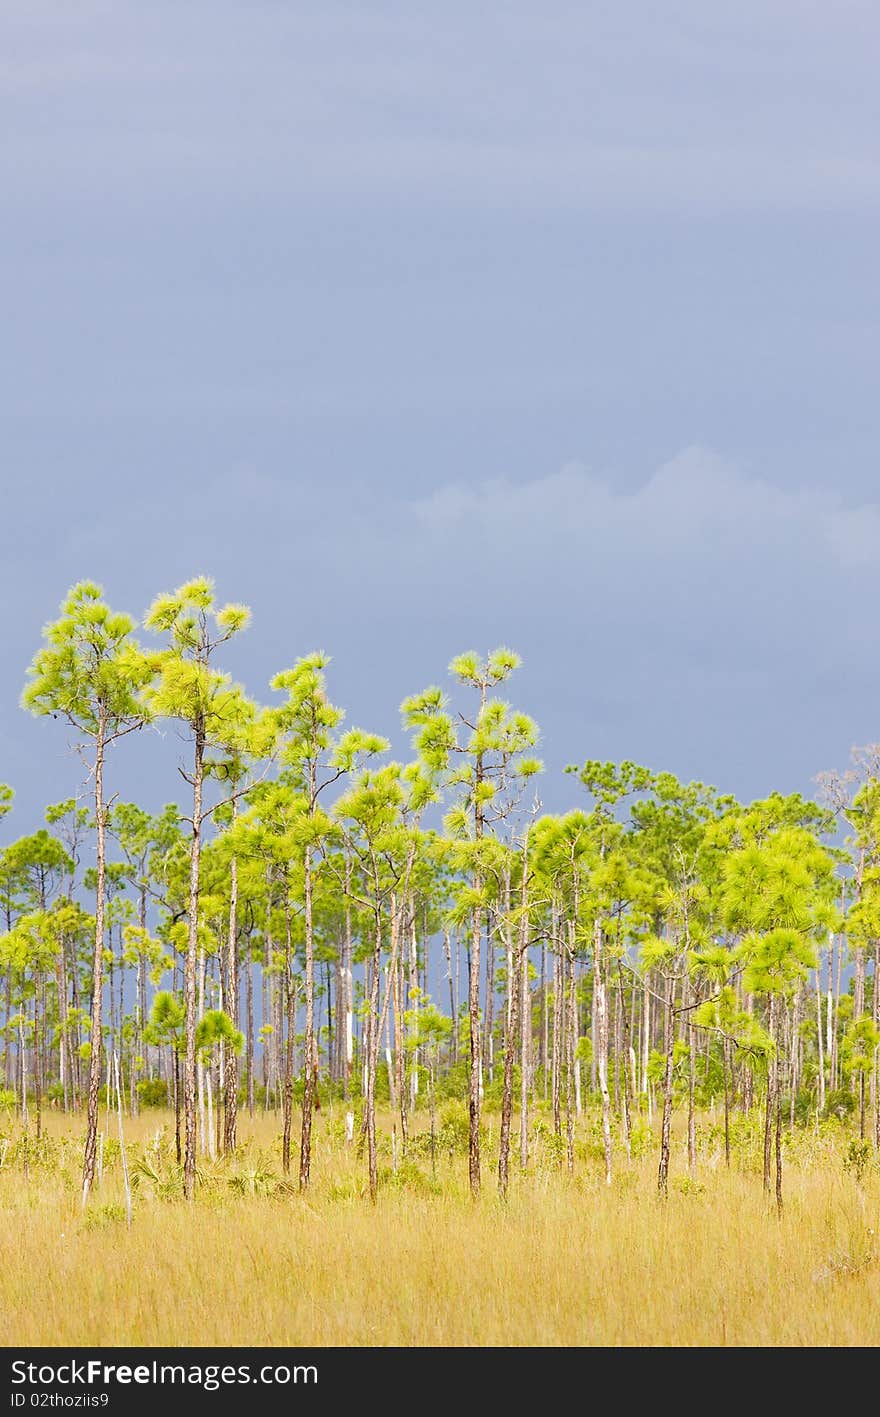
[1,578,879,1348]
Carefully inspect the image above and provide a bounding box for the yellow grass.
[1,1105,878,1346]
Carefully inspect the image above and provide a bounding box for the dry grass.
[1,1104,878,1346]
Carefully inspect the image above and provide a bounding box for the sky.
[2,0,880,834]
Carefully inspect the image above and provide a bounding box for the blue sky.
[2,1,879,830]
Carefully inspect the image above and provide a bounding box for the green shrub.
[84,1202,128,1230]
[137,1078,169,1108]
[843,1139,873,1183]
[823,1089,856,1121]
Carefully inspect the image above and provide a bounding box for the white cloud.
[1,2,878,211]
[406,449,880,672]
[412,447,872,568]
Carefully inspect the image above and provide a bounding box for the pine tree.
[22,582,151,1205]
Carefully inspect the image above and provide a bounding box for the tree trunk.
[774,1083,784,1217]
[565,942,575,1175]
[867,940,872,1150]
[299,843,316,1191]
[81,712,107,1208]
[763,994,776,1196]
[789,991,799,1128]
[392,952,407,1158]
[551,938,561,1140]
[641,974,651,1119]
[408,910,419,1115]
[197,944,206,1156]
[723,1037,731,1168]
[182,721,204,1202]
[223,801,239,1154]
[467,879,483,1198]
[282,890,295,1176]
[687,988,697,1179]
[342,851,353,1098]
[366,909,382,1202]
[815,953,825,1117]
[443,929,455,1063]
[540,938,548,1102]
[173,1047,181,1164]
[617,963,633,1162]
[595,923,612,1186]
[519,930,530,1170]
[831,933,842,1091]
[484,908,495,1081]
[33,983,42,1142]
[657,972,675,1198]
[498,900,517,1199]
[740,990,753,1113]
[246,941,254,1118]
[3,968,12,1090]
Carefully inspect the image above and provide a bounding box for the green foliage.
[84,1202,129,1230]
[378,1160,442,1195]
[823,1088,856,1121]
[22,581,152,737]
[195,1009,244,1059]
[436,1100,471,1152]
[842,1139,874,1183]
[145,991,185,1048]
[136,1078,169,1107]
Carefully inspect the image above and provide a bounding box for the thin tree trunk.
[342,850,353,1098]
[595,923,612,1186]
[468,881,483,1198]
[484,908,495,1081]
[641,974,651,1119]
[498,873,517,1200]
[789,990,799,1127]
[565,939,576,1175]
[519,926,530,1170]
[775,1082,784,1216]
[173,1047,181,1164]
[223,800,239,1154]
[246,940,254,1117]
[182,723,205,1201]
[763,993,776,1196]
[831,933,842,1091]
[443,929,455,1063]
[687,983,697,1179]
[282,890,295,1176]
[551,935,561,1140]
[723,1036,731,1168]
[816,957,825,1116]
[33,984,42,1142]
[3,968,12,1091]
[197,944,206,1156]
[873,940,879,1153]
[657,972,676,1198]
[299,843,316,1191]
[81,711,107,1208]
[366,908,382,1202]
[540,938,548,1102]
[617,962,633,1162]
[393,951,407,1158]
[408,909,419,1115]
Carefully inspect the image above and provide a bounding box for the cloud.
[1,2,878,212]
[399,448,880,739]
[410,446,875,597]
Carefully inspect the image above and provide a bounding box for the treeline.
[1,579,878,1209]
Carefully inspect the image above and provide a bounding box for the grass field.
[1,1104,878,1347]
